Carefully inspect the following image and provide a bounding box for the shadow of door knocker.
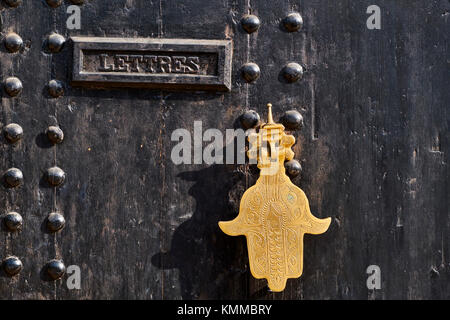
[219,103,331,292]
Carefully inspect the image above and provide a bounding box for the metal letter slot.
[219,103,331,292]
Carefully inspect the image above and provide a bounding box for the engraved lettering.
[72,37,232,90]
[143,55,158,72]
[125,55,143,72]
[114,55,128,72]
[96,54,203,74]
[158,56,172,73]
[172,56,187,73]
[98,54,113,71]
[186,56,200,73]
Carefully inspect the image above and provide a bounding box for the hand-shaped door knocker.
[219,103,331,292]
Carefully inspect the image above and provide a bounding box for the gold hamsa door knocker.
[219,103,331,292]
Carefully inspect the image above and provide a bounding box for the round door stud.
[281,63,304,83]
[46,126,64,144]
[282,13,303,32]
[4,212,23,232]
[46,166,65,187]
[284,159,302,178]
[241,14,261,34]
[4,33,23,53]
[70,0,84,4]
[240,110,260,130]
[4,168,23,188]
[2,256,23,277]
[47,33,65,53]
[3,123,23,143]
[46,259,66,280]
[4,77,23,97]
[46,212,65,232]
[48,80,64,98]
[280,110,303,131]
[4,0,22,8]
[241,63,260,83]
[46,0,62,8]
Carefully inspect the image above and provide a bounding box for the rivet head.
[48,80,64,98]
[46,126,64,144]
[46,166,65,186]
[4,168,23,188]
[282,63,304,83]
[4,212,23,232]
[280,110,304,131]
[241,14,261,33]
[4,33,23,53]
[241,63,260,83]
[46,259,66,280]
[47,212,65,232]
[3,123,23,143]
[47,33,65,53]
[283,12,303,32]
[70,0,84,4]
[4,0,22,8]
[240,110,260,130]
[3,256,23,276]
[4,77,23,97]
[285,160,302,178]
[46,0,62,8]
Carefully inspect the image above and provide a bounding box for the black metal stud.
[4,168,23,188]
[280,110,303,131]
[3,123,23,143]
[4,77,23,97]
[241,14,261,34]
[46,259,66,280]
[3,256,23,276]
[285,159,302,178]
[70,0,84,4]
[4,32,23,53]
[46,126,64,144]
[282,13,303,32]
[48,80,64,98]
[46,0,62,8]
[4,212,23,232]
[46,212,65,232]
[241,63,260,83]
[281,63,303,83]
[47,33,65,53]
[4,0,22,8]
[46,166,65,186]
[240,110,260,130]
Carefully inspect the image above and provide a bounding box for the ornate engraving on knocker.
[219,103,331,292]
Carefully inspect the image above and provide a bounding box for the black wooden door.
[0,0,448,300]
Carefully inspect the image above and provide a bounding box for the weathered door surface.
[0,0,448,300]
